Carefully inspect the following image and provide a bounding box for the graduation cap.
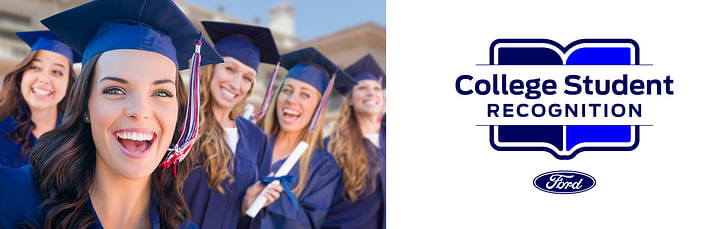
[201,21,279,71]
[41,0,224,174]
[281,47,354,93]
[202,21,283,121]
[15,30,81,63]
[339,54,385,94]
[40,0,223,70]
[280,47,355,132]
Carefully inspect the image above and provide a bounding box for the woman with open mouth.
[258,47,355,229]
[182,21,283,229]
[0,0,222,228]
[0,31,78,168]
[322,54,386,229]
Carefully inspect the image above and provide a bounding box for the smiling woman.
[0,0,223,228]
[26,50,190,228]
[0,31,78,168]
[87,49,180,180]
[323,54,386,229]
[183,21,284,229]
[258,47,355,229]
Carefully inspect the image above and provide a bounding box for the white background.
[387,0,725,228]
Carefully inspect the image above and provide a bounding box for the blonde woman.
[322,54,386,229]
[183,21,283,229]
[258,47,355,229]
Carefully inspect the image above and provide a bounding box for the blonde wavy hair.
[190,64,255,193]
[326,93,380,201]
[259,78,325,197]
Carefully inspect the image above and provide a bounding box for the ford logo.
[533,170,596,194]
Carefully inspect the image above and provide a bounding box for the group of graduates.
[0,0,385,228]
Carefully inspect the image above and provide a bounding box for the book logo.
[460,39,672,159]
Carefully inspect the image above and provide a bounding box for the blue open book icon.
[490,39,639,65]
[486,39,643,159]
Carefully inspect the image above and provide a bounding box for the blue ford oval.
[533,170,596,194]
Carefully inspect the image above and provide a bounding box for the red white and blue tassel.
[160,37,203,176]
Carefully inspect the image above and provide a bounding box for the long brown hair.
[189,64,255,193]
[326,93,380,202]
[259,79,325,196]
[0,50,77,156]
[28,53,192,229]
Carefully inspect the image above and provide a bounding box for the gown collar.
[88,193,162,229]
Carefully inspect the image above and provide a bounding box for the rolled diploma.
[245,141,309,217]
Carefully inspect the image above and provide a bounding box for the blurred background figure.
[323,54,386,229]
[0,30,78,168]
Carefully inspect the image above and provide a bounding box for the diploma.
[245,141,309,217]
[242,104,255,121]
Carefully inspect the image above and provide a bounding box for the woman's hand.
[242,173,283,214]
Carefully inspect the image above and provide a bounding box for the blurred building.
[0,0,86,76]
[0,0,385,135]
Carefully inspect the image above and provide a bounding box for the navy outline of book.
[489,125,640,160]
[487,39,641,159]
[489,39,640,65]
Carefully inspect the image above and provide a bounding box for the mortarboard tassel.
[254,61,280,121]
[378,74,385,123]
[308,73,336,133]
[160,36,203,175]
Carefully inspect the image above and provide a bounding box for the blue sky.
[186,0,386,41]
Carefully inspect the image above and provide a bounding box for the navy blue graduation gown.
[320,134,386,229]
[184,116,273,229]
[0,113,62,168]
[0,165,197,228]
[261,136,341,229]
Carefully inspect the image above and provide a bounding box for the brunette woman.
[0,31,78,168]
[0,0,224,227]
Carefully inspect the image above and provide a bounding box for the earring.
[84,114,90,122]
